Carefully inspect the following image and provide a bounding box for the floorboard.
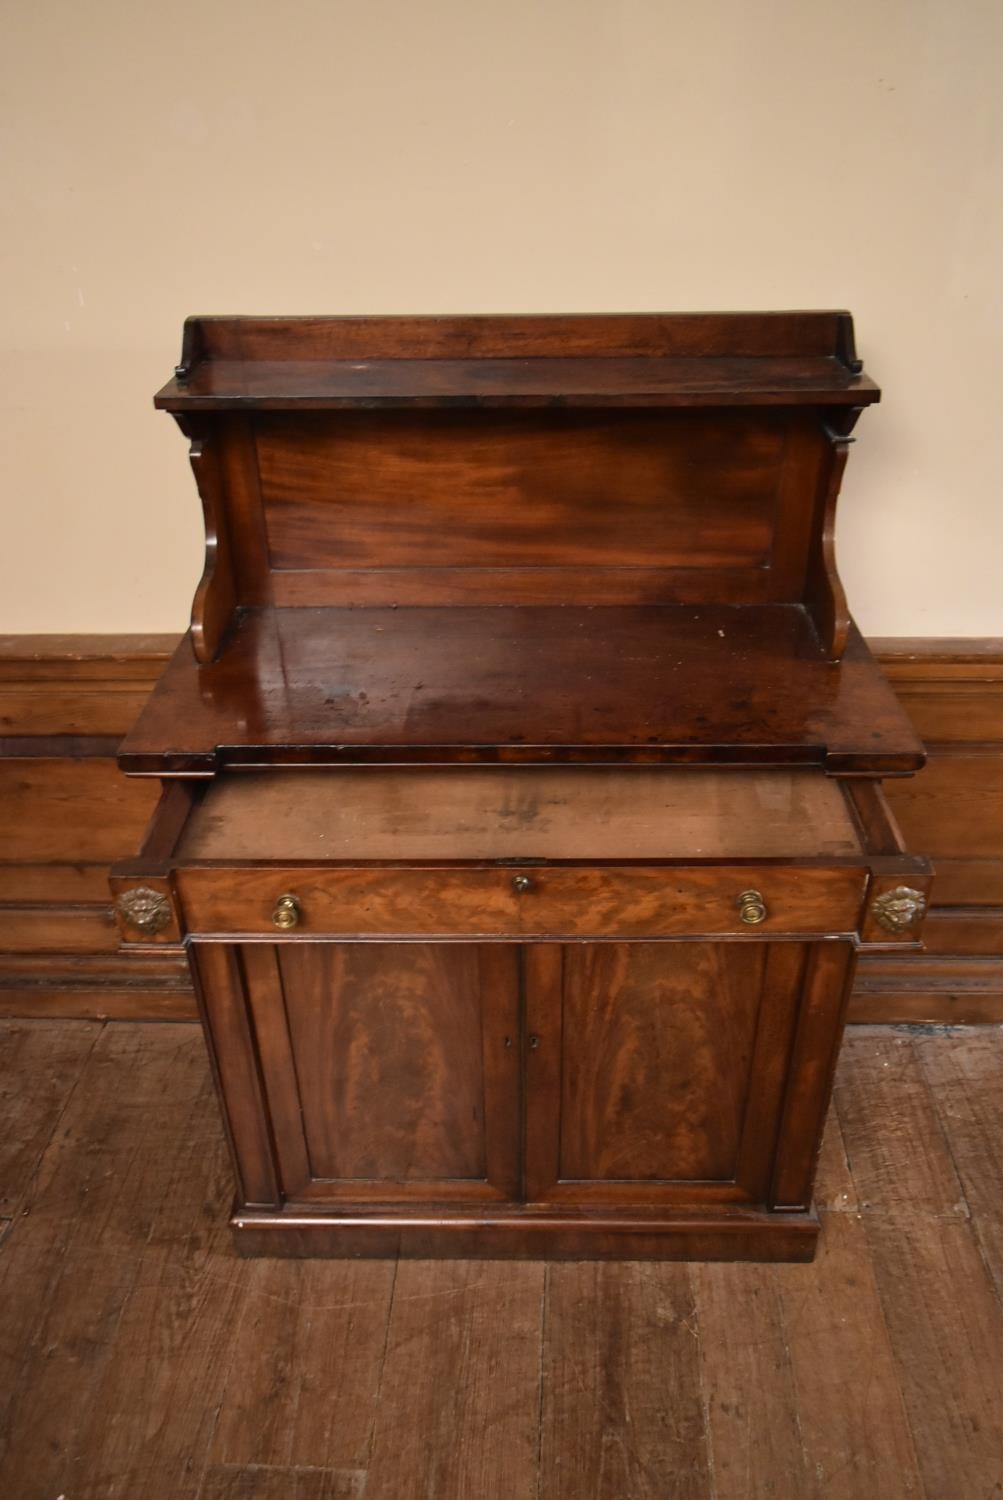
[208,1257,396,1472]
[915,1028,1003,1303]
[200,1465,368,1499]
[365,1260,544,1500]
[75,1037,247,1498]
[0,1024,219,1499]
[0,1017,98,1217]
[541,1261,712,1500]
[693,1259,807,1500]
[777,1212,923,1498]
[0,1021,1000,1498]
[835,1028,1003,1499]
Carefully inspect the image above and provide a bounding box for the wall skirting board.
[1,634,1001,1024]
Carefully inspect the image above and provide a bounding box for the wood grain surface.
[273,943,516,1196]
[174,863,866,940]
[159,350,880,407]
[541,943,767,1189]
[119,605,924,774]
[172,309,867,363]
[160,352,878,411]
[194,932,852,1256]
[257,409,783,579]
[180,765,861,862]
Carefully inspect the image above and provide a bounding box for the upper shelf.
[155,311,881,412]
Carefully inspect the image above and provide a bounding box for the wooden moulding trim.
[0,736,124,759]
[0,633,179,667]
[116,745,928,776]
[0,634,179,740]
[0,986,197,1022]
[155,366,881,414]
[0,949,195,1021]
[850,955,1003,1025]
[0,950,189,980]
[229,1205,821,1262]
[870,638,1003,672]
[175,311,866,365]
[157,313,881,410]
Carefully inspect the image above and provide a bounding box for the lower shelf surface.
[119,605,924,773]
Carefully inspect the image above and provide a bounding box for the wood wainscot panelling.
[851,639,1003,1024]
[0,634,1001,1023]
[0,637,194,1020]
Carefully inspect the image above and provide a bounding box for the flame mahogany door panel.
[193,933,855,1226]
[522,940,850,1209]
[194,941,522,1208]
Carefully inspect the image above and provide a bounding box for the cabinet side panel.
[769,940,857,1209]
[732,942,807,1193]
[240,943,312,1195]
[190,943,281,1209]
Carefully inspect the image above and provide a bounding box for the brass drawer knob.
[512,874,534,893]
[272,893,301,930]
[737,889,768,925]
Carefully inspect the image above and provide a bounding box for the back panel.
[251,408,824,607]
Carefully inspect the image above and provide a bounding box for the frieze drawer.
[173,862,868,940]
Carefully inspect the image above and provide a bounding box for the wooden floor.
[0,1024,1000,1500]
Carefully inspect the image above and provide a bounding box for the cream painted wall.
[1,0,1001,636]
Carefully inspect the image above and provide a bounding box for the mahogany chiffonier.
[112,312,931,1262]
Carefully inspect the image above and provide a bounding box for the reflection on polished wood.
[120,604,923,775]
[110,312,932,1260]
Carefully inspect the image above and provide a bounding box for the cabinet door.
[196,941,521,1208]
[523,941,844,1207]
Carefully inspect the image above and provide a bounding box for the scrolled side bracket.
[804,408,862,661]
[175,415,237,664]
